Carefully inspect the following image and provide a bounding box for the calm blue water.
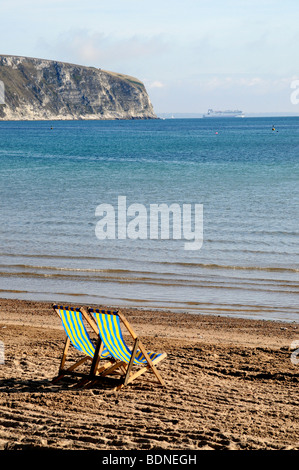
[0,117,298,322]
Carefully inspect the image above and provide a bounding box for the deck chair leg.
[81,360,118,389]
[52,337,70,383]
[73,377,92,389]
[77,337,104,389]
[60,337,70,370]
[138,343,166,386]
[90,337,104,376]
[115,353,167,390]
[132,353,167,385]
[101,360,127,377]
[124,338,139,386]
[53,352,91,384]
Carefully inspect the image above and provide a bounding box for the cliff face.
[0,55,157,120]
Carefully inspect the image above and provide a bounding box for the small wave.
[0,270,298,296]
[0,255,298,274]
[162,261,299,274]
[1,263,299,281]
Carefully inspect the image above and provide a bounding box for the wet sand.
[0,298,298,450]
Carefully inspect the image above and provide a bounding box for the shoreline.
[0,297,298,450]
[0,297,298,346]
[1,291,297,324]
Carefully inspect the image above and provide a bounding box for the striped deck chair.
[85,307,167,390]
[52,304,113,384]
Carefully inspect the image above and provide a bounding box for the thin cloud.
[148,81,165,89]
[38,29,170,71]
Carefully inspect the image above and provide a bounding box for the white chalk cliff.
[0,55,157,120]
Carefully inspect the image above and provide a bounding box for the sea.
[0,117,298,322]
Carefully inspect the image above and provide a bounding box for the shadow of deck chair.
[52,304,113,385]
[84,307,167,390]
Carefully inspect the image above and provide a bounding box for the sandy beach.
[0,297,298,451]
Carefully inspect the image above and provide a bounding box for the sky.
[1,0,299,115]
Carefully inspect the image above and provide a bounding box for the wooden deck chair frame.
[84,307,167,390]
[52,304,114,385]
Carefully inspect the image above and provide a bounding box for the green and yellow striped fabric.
[90,309,162,364]
[56,306,110,359]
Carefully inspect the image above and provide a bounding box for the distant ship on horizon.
[203,109,245,118]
